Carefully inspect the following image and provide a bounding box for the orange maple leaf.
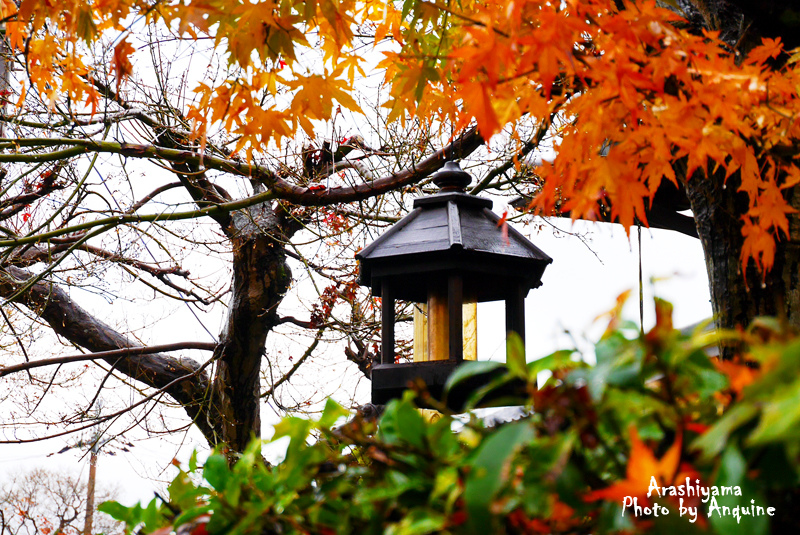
[585,427,681,504]
[747,37,783,65]
[112,38,135,91]
[460,82,501,137]
[714,359,758,394]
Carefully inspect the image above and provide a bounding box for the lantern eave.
[357,191,553,300]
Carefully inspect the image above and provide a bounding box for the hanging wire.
[638,224,644,337]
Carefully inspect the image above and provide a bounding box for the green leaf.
[718,443,746,486]
[225,477,242,508]
[708,444,768,535]
[569,331,643,401]
[747,339,800,396]
[388,508,446,535]
[97,501,141,525]
[203,453,231,490]
[141,498,161,531]
[681,352,728,399]
[233,437,265,479]
[426,413,459,459]
[319,398,350,429]
[747,379,800,445]
[188,449,199,473]
[431,467,459,500]
[167,471,202,511]
[98,498,166,532]
[596,501,636,534]
[395,400,426,449]
[272,416,314,450]
[172,504,213,528]
[464,421,534,534]
[460,373,519,412]
[527,349,581,378]
[444,360,504,392]
[692,404,759,461]
[354,470,421,503]
[506,331,528,380]
[379,396,426,449]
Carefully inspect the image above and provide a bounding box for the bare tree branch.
[128,181,183,213]
[0,125,484,207]
[0,341,217,378]
[11,241,190,278]
[0,357,216,444]
[0,165,64,222]
[261,332,322,401]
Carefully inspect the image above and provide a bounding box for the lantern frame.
[356,161,553,410]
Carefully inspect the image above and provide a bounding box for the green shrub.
[102,298,800,534]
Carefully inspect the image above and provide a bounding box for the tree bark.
[208,205,292,451]
[673,2,800,352]
[684,164,800,357]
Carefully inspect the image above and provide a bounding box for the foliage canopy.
[5,0,799,271]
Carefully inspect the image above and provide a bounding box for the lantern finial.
[432,161,471,192]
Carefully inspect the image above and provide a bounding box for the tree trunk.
[209,205,292,451]
[684,165,800,357]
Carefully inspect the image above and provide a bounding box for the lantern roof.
[357,162,552,303]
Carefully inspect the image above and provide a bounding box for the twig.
[0,352,218,444]
[261,331,323,400]
[0,342,217,378]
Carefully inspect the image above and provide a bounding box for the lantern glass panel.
[412,299,477,362]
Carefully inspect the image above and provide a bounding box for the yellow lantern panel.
[413,299,477,362]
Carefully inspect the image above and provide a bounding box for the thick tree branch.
[0,108,150,130]
[0,266,219,444]
[0,125,484,207]
[153,129,233,231]
[0,129,484,248]
[276,315,315,329]
[0,342,217,378]
[345,336,375,379]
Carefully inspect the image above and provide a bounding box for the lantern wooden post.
[381,280,395,365]
[448,274,463,362]
[506,284,526,344]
